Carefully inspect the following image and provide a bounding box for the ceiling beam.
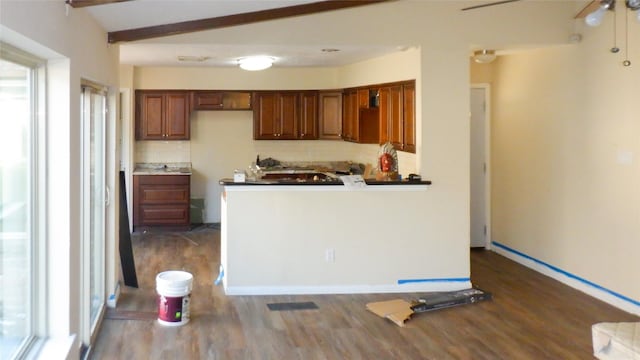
[574,0,599,18]
[107,0,392,43]
[66,0,132,8]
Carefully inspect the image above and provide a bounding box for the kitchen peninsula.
[219,169,471,296]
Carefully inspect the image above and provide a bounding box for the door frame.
[80,81,108,352]
[470,83,492,249]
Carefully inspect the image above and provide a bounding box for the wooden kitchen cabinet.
[341,90,357,141]
[299,91,319,140]
[342,88,379,144]
[318,91,342,140]
[135,90,190,140]
[191,91,252,110]
[191,91,223,110]
[253,91,318,140]
[357,89,370,109]
[378,81,416,153]
[133,175,190,229]
[403,83,416,153]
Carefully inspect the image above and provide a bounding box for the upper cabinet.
[299,91,319,140]
[318,91,343,140]
[191,91,251,110]
[342,88,379,144]
[136,90,190,140]
[341,89,357,142]
[134,82,415,150]
[191,91,223,110]
[402,83,416,153]
[378,80,416,153]
[253,91,318,140]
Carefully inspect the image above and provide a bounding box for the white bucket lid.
[156,270,193,290]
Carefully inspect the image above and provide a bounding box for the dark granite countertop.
[219,178,432,186]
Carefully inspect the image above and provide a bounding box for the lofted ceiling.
[73,0,596,68]
[73,0,403,68]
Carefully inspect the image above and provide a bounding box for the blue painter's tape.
[397,277,470,285]
[214,264,224,286]
[492,241,640,308]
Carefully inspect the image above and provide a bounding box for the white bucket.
[156,270,193,326]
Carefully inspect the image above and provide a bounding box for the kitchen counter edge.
[219,179,432,186]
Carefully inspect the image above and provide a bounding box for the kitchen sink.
[260,172,338,182]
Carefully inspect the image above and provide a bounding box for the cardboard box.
[366,299,414,327]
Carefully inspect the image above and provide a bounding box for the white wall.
[222,185,469,294]
[1,0,120,353]
[488,15,640,312]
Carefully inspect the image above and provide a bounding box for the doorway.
[470,85,490,248]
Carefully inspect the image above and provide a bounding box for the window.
[0,44,44,359]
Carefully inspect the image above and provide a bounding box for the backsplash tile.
[135,139,416,175]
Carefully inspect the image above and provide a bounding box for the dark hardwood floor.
[91,226,638,359]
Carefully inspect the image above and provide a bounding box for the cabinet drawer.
[136,175,190,185]
[139,205,189,225]
[139,185,189,204]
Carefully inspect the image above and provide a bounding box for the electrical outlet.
[325,248,335,263]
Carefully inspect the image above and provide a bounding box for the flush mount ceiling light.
[585,0,640,27]
[238,56,275,71]
[473,50,497,64]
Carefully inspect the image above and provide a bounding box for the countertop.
[133,162,192,175]
[219,178,431,186]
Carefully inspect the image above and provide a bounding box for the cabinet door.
[403,83,416,153]
[319,92,342,140]
[278,92,298,139]
[164,93,190,140]
[342,90,357,141]
[253,92,278,139]
[357,89,370,109]
[299,91,318,140]
[137,92,164,140]
[378,87,390,144]
[192,91,223,110]
[388,85,404,149]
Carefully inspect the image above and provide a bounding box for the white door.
[470,86,489,248]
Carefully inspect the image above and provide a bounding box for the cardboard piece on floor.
[366,299,414,327]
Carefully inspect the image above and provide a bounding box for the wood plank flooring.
[91,226,639,359]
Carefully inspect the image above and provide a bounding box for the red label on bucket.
[158,294,190,322]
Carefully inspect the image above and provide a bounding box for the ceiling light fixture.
[473,50,497,64]
[238,56,274,71]
[585,0,640,27]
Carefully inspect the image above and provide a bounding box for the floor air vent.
[266,302,319,311]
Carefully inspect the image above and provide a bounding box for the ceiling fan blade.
[574,0,600,18]
[461,0,523,11]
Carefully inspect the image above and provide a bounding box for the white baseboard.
[491,241,640,316]
[223,281,472,296]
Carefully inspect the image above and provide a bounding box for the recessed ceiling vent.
[177,55,210,62]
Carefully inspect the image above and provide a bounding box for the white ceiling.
[84,0,404,67]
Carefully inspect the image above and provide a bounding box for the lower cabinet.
[133,175,190,229]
